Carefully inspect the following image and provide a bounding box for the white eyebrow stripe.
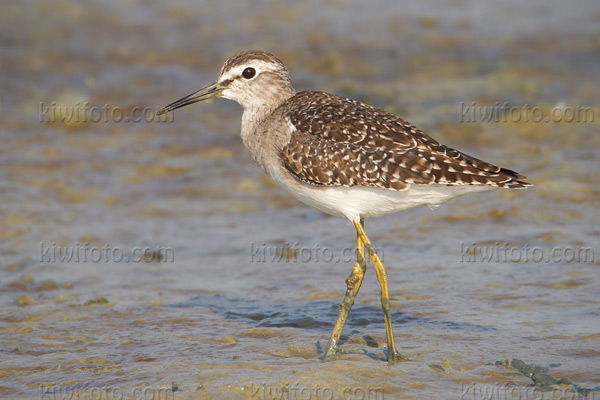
[219,60,281,83]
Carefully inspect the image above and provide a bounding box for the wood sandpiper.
[158,50,531,363]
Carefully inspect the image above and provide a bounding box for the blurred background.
[1,1,599,399]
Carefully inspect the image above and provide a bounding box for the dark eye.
[242,67,256,79]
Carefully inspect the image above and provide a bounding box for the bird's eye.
[242,67,256,79]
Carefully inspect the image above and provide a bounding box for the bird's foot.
[319,339,345,361]
[387,348,409,364]
[320,339,369,361]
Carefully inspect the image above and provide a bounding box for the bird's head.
[158,50,295,115]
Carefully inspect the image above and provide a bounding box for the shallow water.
[1,1,600,399]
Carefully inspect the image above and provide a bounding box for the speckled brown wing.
[280,91,530,190]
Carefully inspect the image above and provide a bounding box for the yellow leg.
[353,220,404,363]
[321,219,367,359]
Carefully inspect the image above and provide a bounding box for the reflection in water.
[170,294,494,332]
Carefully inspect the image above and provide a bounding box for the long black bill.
[157,83,223,115]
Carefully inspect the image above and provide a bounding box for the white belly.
[262,158,494,222]
[279,179,493,221]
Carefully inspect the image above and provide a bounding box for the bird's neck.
[240,88,295,138]
[239,88,295,176]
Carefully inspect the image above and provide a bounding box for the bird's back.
[276,90,530,191]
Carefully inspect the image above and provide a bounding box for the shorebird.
[158,50,530,363]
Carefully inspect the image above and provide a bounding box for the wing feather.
[279,91,530,189]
